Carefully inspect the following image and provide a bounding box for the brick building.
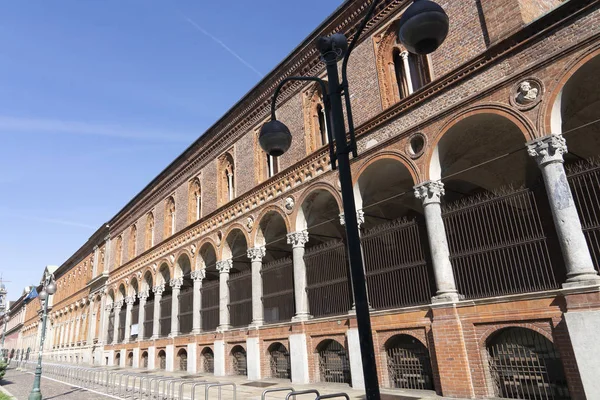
[23,0,600,398]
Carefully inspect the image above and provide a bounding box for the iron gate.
[158,351,166,370]
[362,217,434,309]
[118,307,126,343]
[229,270,252,327]
[262,257,295,323]
[142,352,148,368]
[487,328,570,400]
[200,281,220,331]
[318,340,351,384]
[567,161,600,272]
[128,352,134,367]
[179,288,193,334]
[305,241,351,317]
[179,350,188,371]
[144,299,154,339]
[269,343,291,379]
[202,348,214,373]
[107,312,115,343]
[386,335,433,390]
[115,353,121,366]
[159,294,172,337]
[231,346,248,376]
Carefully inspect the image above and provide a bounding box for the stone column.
[191,270,205,334]
[247,247,266,327]
[287,231,311,321]
[216,260,232,331]
[123,296,135,343]
[92,245,99,278]
[137,291,149,341]
[87,296,95,345]
[152,284,164,339]
[414,181,460,302]
[74,316,81,345]
[112,301,123,344]
[400,51,414,95]
[102,304,112,344]
[527,133,600,286]
[169,278,183,337]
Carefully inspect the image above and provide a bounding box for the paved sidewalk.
[1,368,117,400]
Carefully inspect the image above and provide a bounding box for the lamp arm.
[270,76,328,121]
[341,0,382,157]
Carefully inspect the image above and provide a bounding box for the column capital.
[414,180,445,205]
[287,230,309,248]
[339,210,365,227]
[170,278,184,289]
[400,50,409,59]
[527,133,567,166]
[191,269,206,282]
[138,290,149,301]
[247,246,266,262]
[216,259,233,274]
[153,284,165,296]
[113,300,124,310]
[105,304,113,312]
[124,296,136,306]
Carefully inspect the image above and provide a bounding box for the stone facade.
[19,0,600,399]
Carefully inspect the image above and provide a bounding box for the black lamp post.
[28,273,57,400]
[260,1,449,398]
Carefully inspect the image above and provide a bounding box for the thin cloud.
[180,14,263,78]
[2,213,97,230]
[0,115,195,143]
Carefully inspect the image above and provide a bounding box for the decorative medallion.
[510,78,543,110]
[407,132,426,159]
[284,196,295,214]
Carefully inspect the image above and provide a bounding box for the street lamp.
[0,314,9,362]
[259,1,449,398]
[28,273,57,400]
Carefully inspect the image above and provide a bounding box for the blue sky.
[0,0,343,301]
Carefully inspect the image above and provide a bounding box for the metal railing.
[160,294,172,337]
[362,217,434,309]
[200,280,220,332]
[305,241,351,318]
[228,269,252,328]
[262,257,295,323]
[179,288,193,334]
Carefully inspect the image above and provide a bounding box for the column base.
[191,328,202,335]
[249,320,264,328]
[564,272,600,289]
[217,325,231,332]
[168,332,179,338]
[292,314,311,322]
[150,335,159,340]
[432,292,461,304]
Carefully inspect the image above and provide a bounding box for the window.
[302,81,329,154]
[165,196,176,237]
[254,127,279,183]
[115,236,123,267]
[128,225,137,259]
[218,152,235,205]
[375,20,431,109]
[188,177,201,223]
[145,212,154,250]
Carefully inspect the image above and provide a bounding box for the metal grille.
[131,304,139,340]
[362,217,434,309]
[318,340,351,384]
[487,328,570,400]
[386,335,433,390]
[567,161,600,272]
[115,353,121,366]
[144,299,154,339]
[231,346,247,376]
[128,352,134,367]
[269,343,291,379]
[158,351,166,370]
[107,312,115,343]
[178,350,188,371]
[159,294,172,337]
[262,257,295,323]
[118,308,126,342]
[442,188,560,299]
[202,348,214,373]
[228,270,252,327]
[142,352,148,368]
[305,241,351,317]
[179,287,193,334]
[200,280,220,331]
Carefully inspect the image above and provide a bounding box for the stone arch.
[197,241,218,278]
[316,339,351,384]
[293,183,343,235]
[230,345,248,376]
[156,262,171,286]
[200,347,214,373]
[253,206,291,245]
[218,151,236,206]
[478,323,554,349]
[267,342,291,380]
[220,225,250,261]
[174,252,192,279]
[177,348,188,371]
[117,283,127,302]
[141,269,154,291]
[128,277,139,297]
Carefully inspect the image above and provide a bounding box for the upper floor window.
[218,152,235,205]
[128,225,137,259]
[145,212,154,250]
[188,177,202,223]
[254,127,280,183]
[165,196,176,237]
[375,20,431,109]
[115,235,123,267]
[303,81,329,154]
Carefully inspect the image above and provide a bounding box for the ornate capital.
[339,210,365,227]
[216,259,233,274]
[170,278,184,289]
[191,269,206,282]
[247,246,266,262]
[105,304,113,312]
[287,230,309,248]
[138,291,149,301]
[400,50,409,60]
[152,284,165,296]
[414,180,445,205]
[527,133,567,166]
[124,296,136,306]
[113,300,124,310]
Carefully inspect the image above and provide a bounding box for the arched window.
[255,127,280,183]
[177,349,188,371]
[303,82,329,154]
[385,335,433,390]
[145,212,154,250]
[201,347,214,373]
[231,346,247,376]
[317,340,351,384]
[158,350,166,370]
[128,225,137,259]
[115,236,123,267]
[141,351,148,368]
[375,21,431,109]
[188,177,202,223]
[218,152,235,205]
[164,196,176,237]
[268,343,291,380]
